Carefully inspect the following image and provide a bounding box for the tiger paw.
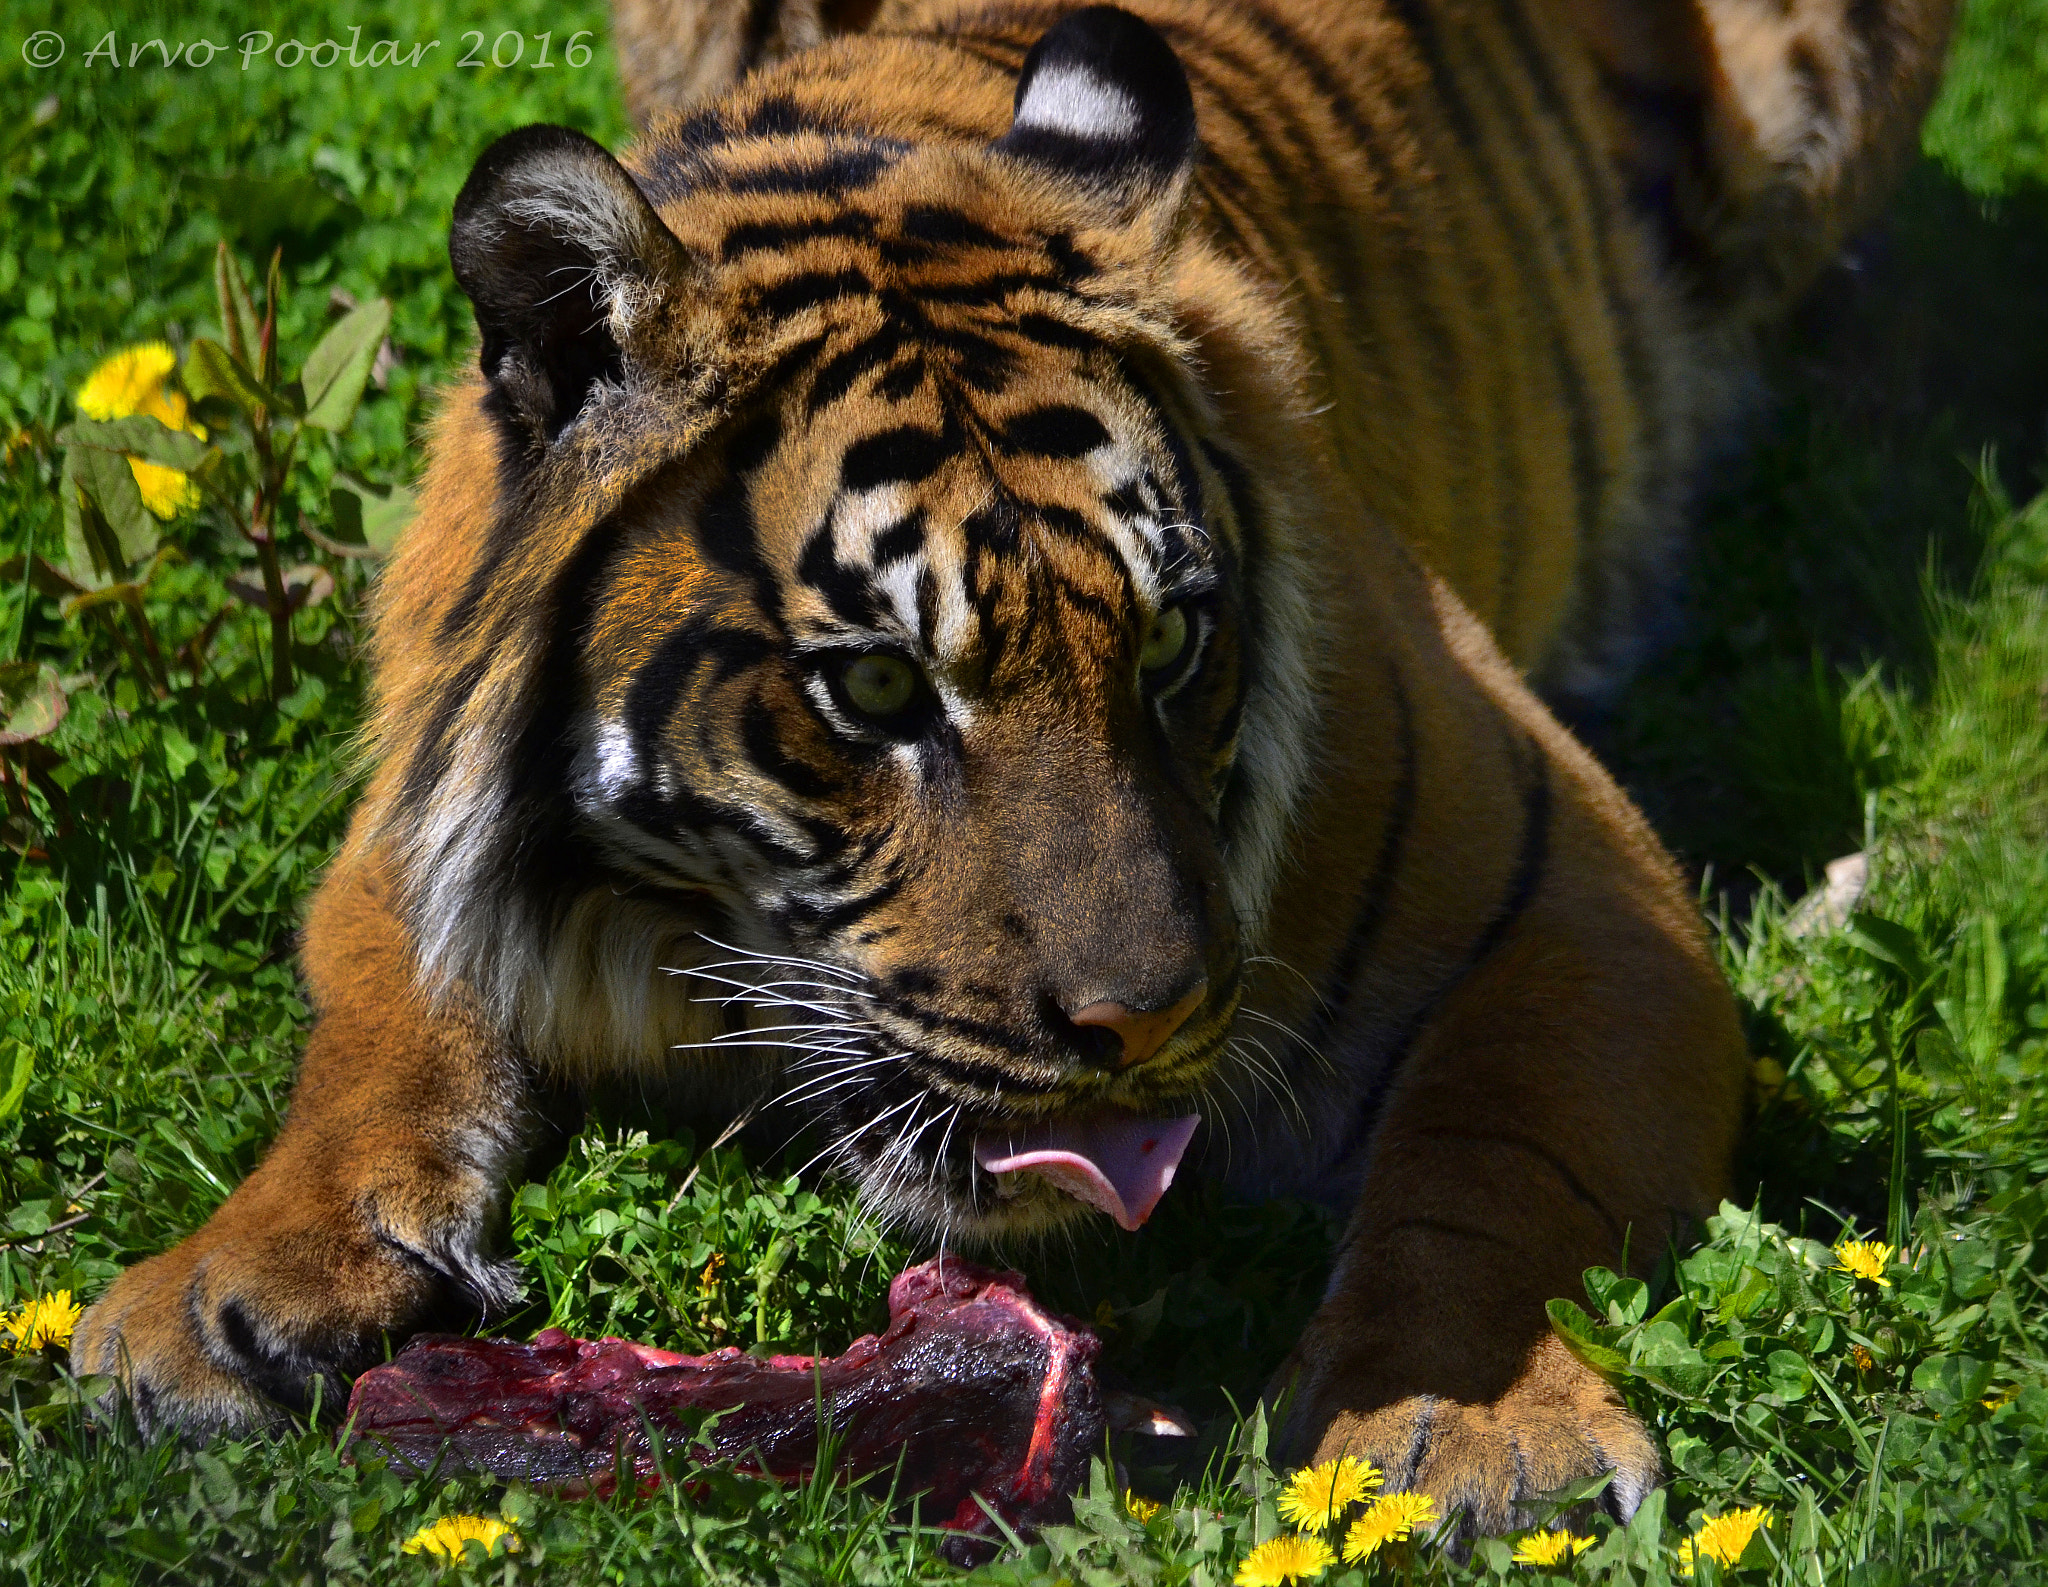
[1275,1335,1659,1541]
[73,1190,515,1439]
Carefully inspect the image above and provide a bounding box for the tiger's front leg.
[1273,806,1746,1536]
[72,853,542,1437]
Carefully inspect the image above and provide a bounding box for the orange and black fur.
[79,0,1952,1536]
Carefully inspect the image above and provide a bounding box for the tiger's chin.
[853,1162,1103,1243]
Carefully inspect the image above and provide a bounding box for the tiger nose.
[1069,983,1208,1070]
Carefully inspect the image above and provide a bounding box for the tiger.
[77,0,1953,1539]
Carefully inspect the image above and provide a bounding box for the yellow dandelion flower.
[1833,1240,1893,1286]
[1234,1533,1336,1587]
[1677,1507,1771,1576]
[1512,1530,1595,1568]
[698,1253,726,1294]
[4,1289,82,1353]
[1278,1456,1382,1528]
[1849,1344,1875,1372]
[1982,1386,2018,1411]
[1341,1491,1439,1562]
[77,343,180,422]
[131,458,201,519]
[76,342,208,521]
[1124,1492,1162,1523]
[401,1513,519,1561]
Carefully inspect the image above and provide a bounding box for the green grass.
[3,0,2048,1580]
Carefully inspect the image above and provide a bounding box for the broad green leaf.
[1665,1427,1713,1476]
[1945,1238,1999,1300]
[57,455,91,583]
[315,481,367,555]
[1547,1298,1630,1378]
[0,1036,34,1122]
[0,663,69,746]
[300,297,389,431]
[1911,1352,1995,1413]
[312,475,415,558]
[1720,1266,1773,1320]
[57,414,209,471]
[65,443,155,576]
[1847,914,1934,986]
[1586,1266,1650,1326]
[1766,1348,1814,1400]
[1631,1320,1716,1398]
[1625,1485,1667,1554]
[1649,1294,1700,1332]
[1530,1470,1616,1514]
[184,337,279,418]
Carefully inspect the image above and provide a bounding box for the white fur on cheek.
[590,719,638,799]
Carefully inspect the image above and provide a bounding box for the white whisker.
[689,934,870,983]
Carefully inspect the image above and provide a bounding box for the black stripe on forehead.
[841,423,955,490]
[640,128,910,205]
[723,141,908,197]
[875,356,928,402]
[750,268,874,319]
[807,322,907,415]
[743,94,847,138]
[1044,557,1127,636]
[897,206,1008,248]
[695,412,790,624]
[999,404,1111,459]
[757,330,833,393]
[797,508,885,628]
[873,507,927,565]
[722,212,878,262]
[961,496,1021,557]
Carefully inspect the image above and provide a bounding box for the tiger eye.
[1139,604,1189,673]
[841,653,918,717]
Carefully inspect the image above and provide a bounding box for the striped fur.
[78,0,1951,1539]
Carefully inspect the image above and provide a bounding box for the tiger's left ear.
[993,6,1198,223]
[450,124,693,449]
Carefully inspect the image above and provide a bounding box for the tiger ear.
[449,124,691,447]
[993,5,1198,221]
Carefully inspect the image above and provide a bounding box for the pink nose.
[1068,983,1208,1069]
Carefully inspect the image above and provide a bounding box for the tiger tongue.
[975,1115,1201,1232]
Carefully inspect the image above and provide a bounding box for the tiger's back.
[616,0,1952,700]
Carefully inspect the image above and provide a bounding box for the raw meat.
[346,1258,1106,1548]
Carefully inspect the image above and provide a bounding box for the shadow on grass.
[1593,160,2048,888]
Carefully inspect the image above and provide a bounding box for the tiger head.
[374,8,1318,1238]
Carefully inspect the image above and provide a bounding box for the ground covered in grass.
[2,0,2047,1581]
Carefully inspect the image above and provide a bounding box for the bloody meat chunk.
[346,1258,1106,1545]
